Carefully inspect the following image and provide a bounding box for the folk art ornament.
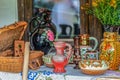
[99,32,120,70]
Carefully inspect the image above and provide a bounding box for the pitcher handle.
[65,43,72,60]
[89,37,98,51]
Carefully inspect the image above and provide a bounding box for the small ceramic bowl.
[42,55,54,68]
[79,60,109,75]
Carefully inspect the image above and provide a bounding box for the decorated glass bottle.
[99,32,120,70]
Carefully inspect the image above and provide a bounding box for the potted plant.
[81,0,120,32]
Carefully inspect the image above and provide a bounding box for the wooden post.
[80,0,89,34]
[17,0,32,41]
[88,0,103,48]
[17,0,25,21]
[22,42,30,80]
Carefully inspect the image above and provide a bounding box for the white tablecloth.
[0,64,120,80]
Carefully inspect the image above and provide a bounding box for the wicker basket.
[0,50,44,73]
[0,21,27,52]
[0,50,23,73]
[0,56,23,73]
[0,21,27,73]
[29,51,44,70]
[0,22,44,72]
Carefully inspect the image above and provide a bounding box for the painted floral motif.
[47,30,54,41]
[25,70,66,80]
[100,42,114,61]
[41,28,55,46]
[99,32,120,70]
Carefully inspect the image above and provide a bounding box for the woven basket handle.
[29,58,41,70]
[18,21,27,40]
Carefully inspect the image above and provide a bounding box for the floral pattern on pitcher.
[100,42,114,61]
[99,32,120,70]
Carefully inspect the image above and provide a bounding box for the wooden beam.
[17,0,25,21]
[80,0,89,34]
[24,0,33,21]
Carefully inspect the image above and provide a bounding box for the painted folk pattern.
[100,39,120,70]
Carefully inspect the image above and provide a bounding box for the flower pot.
[103,25,120,35]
